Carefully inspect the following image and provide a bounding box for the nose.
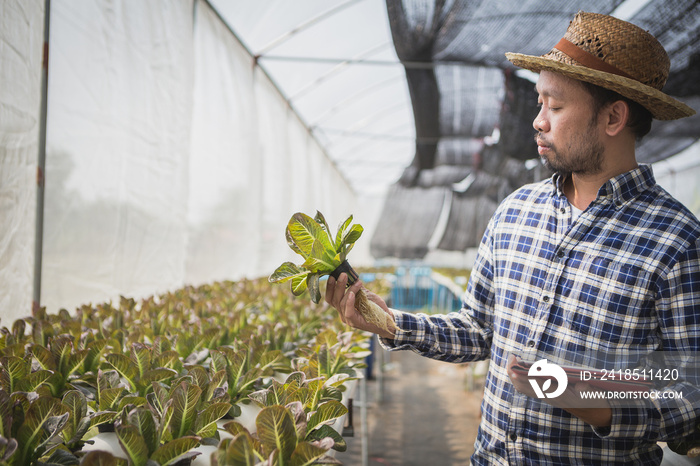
[533,108,549,133]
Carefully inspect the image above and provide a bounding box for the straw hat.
[505,11,695,120]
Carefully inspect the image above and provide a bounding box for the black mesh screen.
[371,0,699,259]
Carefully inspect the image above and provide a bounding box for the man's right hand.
[324,273,396,339]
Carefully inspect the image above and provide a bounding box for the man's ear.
[604,100,629,136]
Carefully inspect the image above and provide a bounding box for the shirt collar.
[551,164,656,208]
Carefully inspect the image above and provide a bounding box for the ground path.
[338,348,484,465]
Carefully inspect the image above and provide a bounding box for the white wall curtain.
[0,0,45,325]
[0,0,358,318]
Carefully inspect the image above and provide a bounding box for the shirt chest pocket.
[566,257,657,345]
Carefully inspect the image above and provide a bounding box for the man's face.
[533,71,605,176]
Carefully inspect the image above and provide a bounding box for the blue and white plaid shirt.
[381,165,700,465]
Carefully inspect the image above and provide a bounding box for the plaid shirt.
[381,165,700,465]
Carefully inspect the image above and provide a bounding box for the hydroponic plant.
[0,277,374,465]
[269,211,395,334]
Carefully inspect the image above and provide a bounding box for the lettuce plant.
[30,335,89,398]
[147,379,231,443]
[247,371,349,451]
[0,392,69,466]
[294,330,369,382]
[0,356,53,395]
[269,212,362,303]
[88,369,145,430]
[269,211,395,333]
[60,390,92,452]
[216,400,344,466]
[113,405,201,466]
[105,343,179,398]
[210,344,283,417]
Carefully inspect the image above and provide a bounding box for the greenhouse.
[1,0,699,465]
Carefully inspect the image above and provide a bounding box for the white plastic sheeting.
[211,0,415,197]
[43,0,195,314]
[0,0,44,325]
[0,0,358,319]
[186,3,357,285]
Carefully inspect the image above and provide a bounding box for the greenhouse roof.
[213,0,698,194]
[212,0,699,257]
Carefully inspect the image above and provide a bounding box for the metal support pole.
[33,0,51,312]
[360,375,368,466]
[376,341,384,403]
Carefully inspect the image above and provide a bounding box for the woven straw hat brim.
[506,52,696,120]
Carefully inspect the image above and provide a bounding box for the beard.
[535,119,604,177]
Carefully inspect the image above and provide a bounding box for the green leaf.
[11,319,26,342]
[105,354,139,393]
[256,405,297,460]
[43,447,80,465]
[149,437,200,466]
[0,436,17,463]
[32,320,54,347]
[287,213,335,261]
[209,350,228,375]
[126,407,159,456]
[159,399,175,444]
[313,211,335,246]
[90,411,118,429]
[0,356,28,393]
[117,395,146,411]
[153,350,182,372]
[301,250,336,275]
[222,420,250,438]
[16,396,68,465]
[54,338,88,379]
[306,424,346,452]
[291,274,309,296]
[225,351,248,393]
[289,441,331,466]
[83,338,109,373]
[340,224,363,250]
[116,424,149,466]
[31,345,55,371]
[61,390,89,446]
[148,383,169,416]
[170,382,202,438]
[25,369,53,393]
[194,402,231,438]
[206,370,228,402]
[99,387,126,411]
[334,215,353,251]
[141,368,178,387]
[307,274,321,304]
[130,343,152,379]
[307,401,347,433]
[269,262,308,284]
[216,433,258,466]
[0,390,12,439]
[285,227,305,258]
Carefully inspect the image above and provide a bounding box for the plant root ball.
[354,289,396,334]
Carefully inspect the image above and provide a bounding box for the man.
[325,11,699,465]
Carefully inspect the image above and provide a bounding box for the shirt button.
[510,433,517,441]
[557,250,565,259]
[527,340,536,348]
[560,207,566,214]
[542,295,550,303]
